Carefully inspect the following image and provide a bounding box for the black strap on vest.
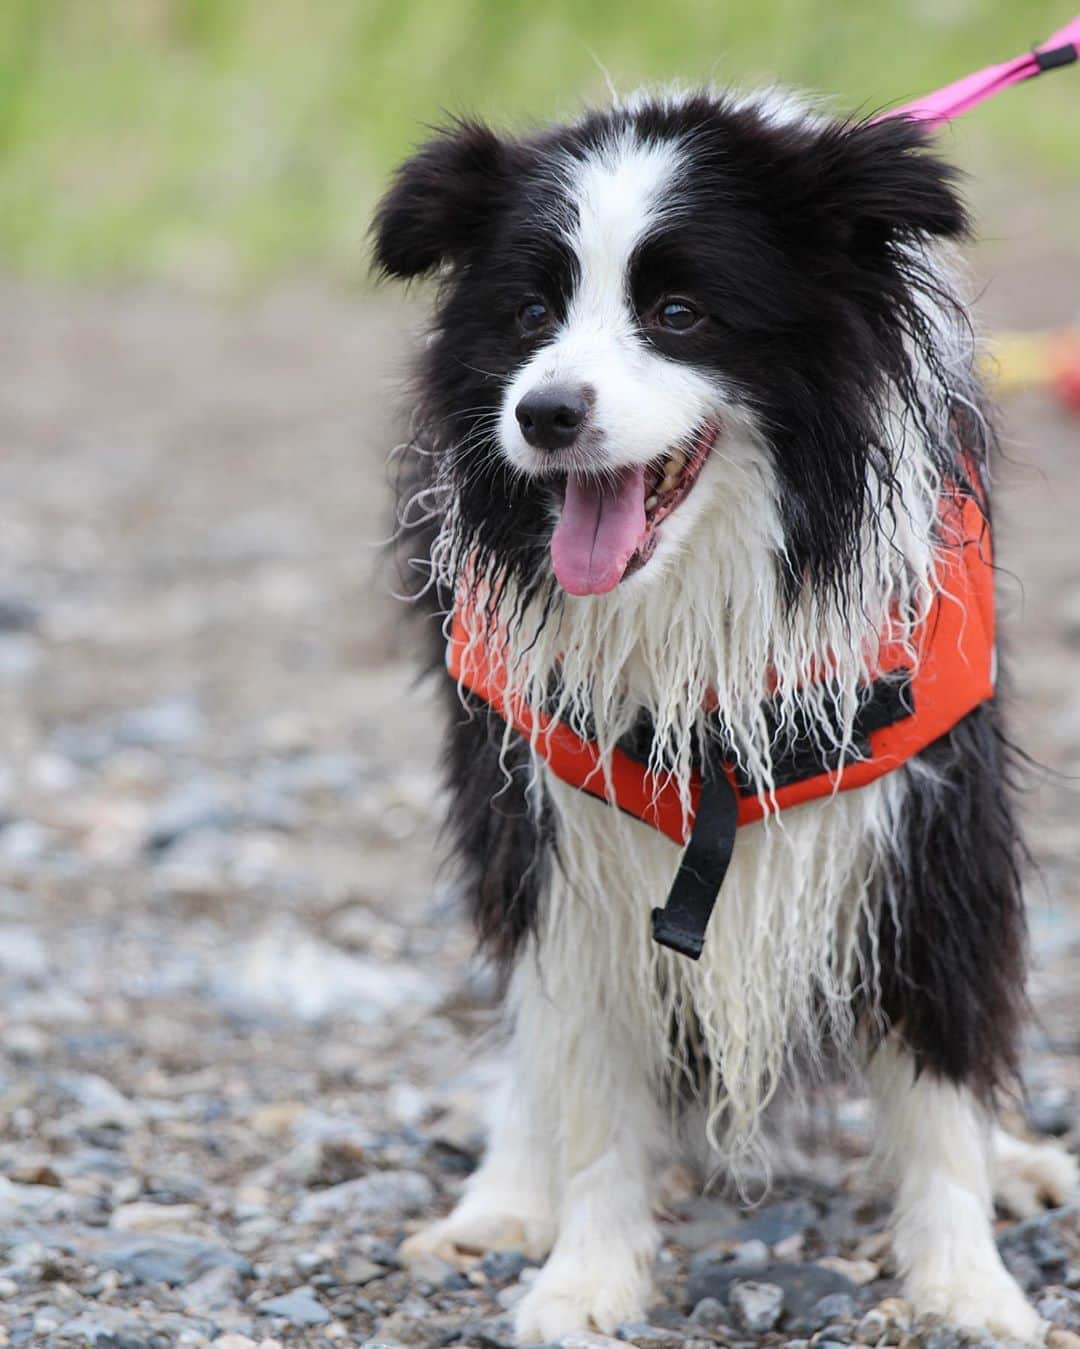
[651,770,739,960]
[650,670,915,959]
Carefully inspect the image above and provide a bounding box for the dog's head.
[374,91,969,605]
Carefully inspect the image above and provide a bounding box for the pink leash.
[877,14,1079,127]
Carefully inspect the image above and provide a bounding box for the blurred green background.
[1,0,1077,290]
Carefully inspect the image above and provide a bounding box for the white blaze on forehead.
[497,125,718,487]
[561,133,684,325]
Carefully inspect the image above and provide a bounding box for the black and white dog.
[372,89,1077,1343]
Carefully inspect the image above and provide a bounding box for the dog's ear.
[810,117,969,258]
[372,119,509,279]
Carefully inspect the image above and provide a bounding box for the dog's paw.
[993,1128,1079,1219]
[513,1254,650,1342]
[908,1269,1046,1344]
[400,1204,554,1271]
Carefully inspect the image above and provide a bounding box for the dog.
[372,87,1078,1344]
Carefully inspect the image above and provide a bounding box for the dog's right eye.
[518,300,550,335]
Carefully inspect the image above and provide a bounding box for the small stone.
[855,1308,889,1344]
[875,1298,913,1332]
[728,1280,785,1334]
[117,698,201,748]
[688,1297,729,1329]
[452,1313,518,1347]
[1026,1089,1077,1138]
[1048,1332,1080,1349]
[96,1233,254,1286]
[774,1231,807,1260]
[853,1231,893,1262]
[292,1169,434,1224]
[256,1286,331,1326]
[557,1334,625,1348]
[180,1262,243,1312]
[341,1255,386,1286]
[918,1327,964,1349]
[615,1323,686,1346]
[810,1293,857,1323]
[111,1200,202,1231]
[146,781,234,852]
[481,1249,530,1283]
[728,1198,818,1245]
[687,1260,857,1319]
[815,1326,854,1344]
[406,1249,454,1285]
[732,1238,770,1267]
[0,593,39,632]
[215,1338,258,1349]
[0,925,48,979]
[57,1072,142,1128]
[816,1256,879,1286]
[1038,1288,1080,1330]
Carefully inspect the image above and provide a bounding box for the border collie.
[372,88,1077,1344]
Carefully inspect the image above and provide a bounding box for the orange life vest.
[447,483,995,957]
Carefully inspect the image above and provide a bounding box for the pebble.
[686,1259,858,1318]
[0,925,49,979]
[95,1234,254,1285]
[732,1237,771,1267]
[117,699,202,749]
[0,593,40,633]
[291,1169,434,1223]
[616,1324,688,1346]
[111,1200,202,1231]
[728,1279,786,1333]
[215,921,443,1023]
[810,1292,858,1322]
[406,1249,455,1285]
[180,1262,245,1312]
[688,1296,730,1329]
[1048,1331,1080,1349]
[1039,1287,1080,1329]
[816,1255,880,1285]
[725,1198,819,1245]
[145,781,235,852]
[256,1286,331,1325]
[481,1249,530,1283]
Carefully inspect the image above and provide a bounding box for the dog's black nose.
[515,385,591,451]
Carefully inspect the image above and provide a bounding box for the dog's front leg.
[512,931,664,1343]
[399,1006,560,1267]
[868,1039,1045,1343]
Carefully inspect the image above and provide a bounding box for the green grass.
[1,0,1077,288]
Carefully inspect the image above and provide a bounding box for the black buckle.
[651,772,739,960]
[1034,43,1077,73]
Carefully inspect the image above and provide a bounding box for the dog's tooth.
[659,474,678,495]
[663,449,687,477]
[645,494,659,511]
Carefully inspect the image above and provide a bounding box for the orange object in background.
[983,329,1080,413]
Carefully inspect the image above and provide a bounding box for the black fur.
[872,700,1028,1100]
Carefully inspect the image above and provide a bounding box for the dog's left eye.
[655,299,703,332]
[518,300,550,335]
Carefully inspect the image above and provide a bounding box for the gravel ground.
[0,256,1077,1349]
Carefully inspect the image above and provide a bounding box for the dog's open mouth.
[550,420,720,596]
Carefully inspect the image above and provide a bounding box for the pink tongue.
[551,466,648,596]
